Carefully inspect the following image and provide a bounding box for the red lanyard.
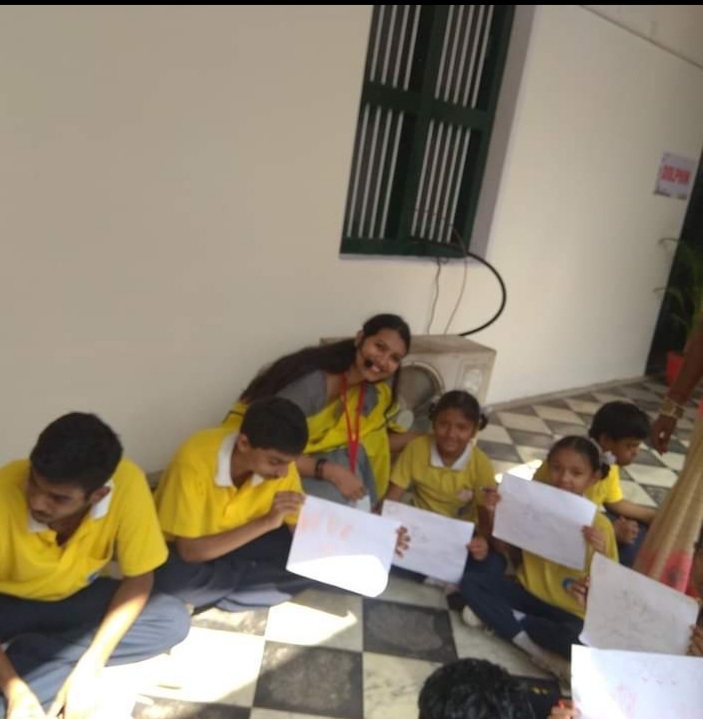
[341,374,366,474]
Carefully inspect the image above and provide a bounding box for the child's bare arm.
[582,525,606,555]
[604,499,656,524]
[384,482,407,503]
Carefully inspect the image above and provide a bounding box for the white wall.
[584,5,703,67]
[477,4,703,399]
[1,5,702,471]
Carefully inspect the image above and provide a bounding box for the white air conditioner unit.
[321,334,497,433]
[396,335,497,432]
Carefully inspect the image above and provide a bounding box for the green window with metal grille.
[341,5,514,259]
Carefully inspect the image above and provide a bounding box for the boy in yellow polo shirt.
[0,413,189,719]
[534,401,654,567]
[154,397,313,612]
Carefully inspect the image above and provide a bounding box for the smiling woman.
[223,314,416,507]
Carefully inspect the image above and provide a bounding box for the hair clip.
[601,450,617,466]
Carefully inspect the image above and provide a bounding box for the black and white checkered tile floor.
[120,376,694,719]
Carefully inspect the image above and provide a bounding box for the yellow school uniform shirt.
[0,458,167,602]
[154,427,303,541]
[517,511,618,618]
[533,461,624,508]
[390,435,496,522]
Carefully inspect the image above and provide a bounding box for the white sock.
[512,631,570,680]
[512,609,526,622]
[513,630,548,658]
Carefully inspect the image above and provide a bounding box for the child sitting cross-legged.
[459,435,618,681]
[384,390,505,597]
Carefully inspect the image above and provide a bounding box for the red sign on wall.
[655,152,697,200]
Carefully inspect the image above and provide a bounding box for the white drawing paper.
[381,500,474,583]
[492,473,597,570]
[580,552,699,654]
[572,645,703,719]
[286,495,401,597]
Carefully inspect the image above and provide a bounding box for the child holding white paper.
[460,436,618,679]
[534,401,652,567]
[385,391,504,583]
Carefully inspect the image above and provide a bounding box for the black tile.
[500,405,538,416]
[485,411,503,426]
[506,429,556,449]
[255,642,363,718]
[134,699,250,719]
[673,427,692,442]
[537,398,572,410]
[642,378,668,395]
[629,448,665,468]
[566,393,601,404]
[543,420,588,436]
[640,484,670,507]
[635,398,666,413]
[191,606,268,635]
[476,440,523,463]
[663,437,688,454]
[617,385,661,403]
[363,598,457,664]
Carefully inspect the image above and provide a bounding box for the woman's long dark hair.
[240,314,411,407]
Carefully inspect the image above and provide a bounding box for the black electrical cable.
[420,227,508,337]
[457,249,507,336]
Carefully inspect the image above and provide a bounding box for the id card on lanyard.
[341,374,366,475]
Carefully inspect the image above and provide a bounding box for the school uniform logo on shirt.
[456,489,474,503]
[457,488,474,514]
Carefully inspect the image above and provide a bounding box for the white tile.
[251,710,341,719]
[478,423,514,445]
[89,664,141,719]
[377,573,448,609]
[619,480,657,508]
[492,460,537,482]
[516,446,548,466]
[659,452,686,472]
[265,588,362,651]
[496,412,551,434]
[624,464,679,489]
[139,627,264,706]
[564,398,601,415]
[363,652,441,719]
[449,613,551,679]
[592,392,628,404]
[533,405,584,424]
